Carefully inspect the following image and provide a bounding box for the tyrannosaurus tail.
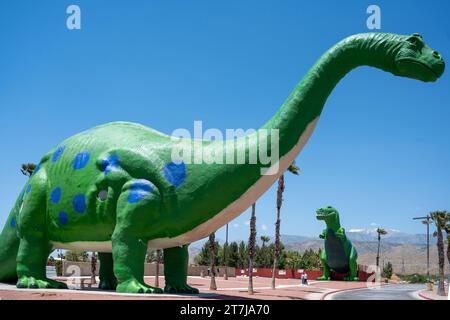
[0,191,24,283]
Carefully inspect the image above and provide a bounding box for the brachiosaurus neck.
[262,33,402,162]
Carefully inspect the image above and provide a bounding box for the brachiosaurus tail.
[0,187,25,283]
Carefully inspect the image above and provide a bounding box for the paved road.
[330,284,426,300]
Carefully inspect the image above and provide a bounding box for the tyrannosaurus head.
[394,33,445,82]
[316,206,340,225]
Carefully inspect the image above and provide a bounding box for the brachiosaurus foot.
[116,279,163,294]
[164,282,199,294]
[17,276,68,289]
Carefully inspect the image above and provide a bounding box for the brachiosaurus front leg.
[112,179,163,294]
[164,245,199,294]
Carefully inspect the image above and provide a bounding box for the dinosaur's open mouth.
[316,211,329,219]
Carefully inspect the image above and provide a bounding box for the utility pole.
[413,215,431,281]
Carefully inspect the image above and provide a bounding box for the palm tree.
[260,236,270,247]
[20,163,37,177]
[376,228,387,269]
[154,249,161,287]
[223,223,229,280]
[285,251,301,270]
[209,232,217,290]
[248,203,256,295]
[430,211,448,296]
[271,162,299,290]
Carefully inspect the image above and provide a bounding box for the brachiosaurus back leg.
[16,170,67,289]
[112,179,163,294]
[98,252,117,290]
[163,245,199,294]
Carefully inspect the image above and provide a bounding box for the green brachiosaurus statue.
[0,33,445,294]
[316,206,358,281]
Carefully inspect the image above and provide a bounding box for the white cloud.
[349,228,365,232]
[261,224,268,231]
[233,223,239,228]
[244,220,250,226]
[370,222,378,226]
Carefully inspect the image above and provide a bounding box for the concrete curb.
[417,289,449,301]
[417,290,433,300]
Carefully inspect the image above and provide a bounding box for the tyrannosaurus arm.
[335,227,346,239]
[319,229,327,239]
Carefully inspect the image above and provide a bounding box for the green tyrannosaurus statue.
[316,206,358,281]
[0,33,445,293]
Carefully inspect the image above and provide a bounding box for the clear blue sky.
[1,1,449,243]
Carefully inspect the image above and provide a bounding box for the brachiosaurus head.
[316,206,340,224]
[394,33,445,82]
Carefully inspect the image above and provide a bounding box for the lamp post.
[413,215,431,281]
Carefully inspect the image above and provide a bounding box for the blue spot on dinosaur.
[10,217,15,228]
[101,154,120,174]
[58,211,69,225]
[72,152,90,170]
[163,161,186,188]
[128,181,153,204]
[26,184,31,194]
[32,163,41,176]
[51,187,62,204]
[73,194,86,213]
[52,146,66,162]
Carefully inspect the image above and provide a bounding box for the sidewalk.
[0,276,369,300]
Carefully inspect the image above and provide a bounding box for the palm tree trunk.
[91,252,97,285]
[155,249,161,287]
[272,174,284,290]
[447,235,450,277]
[209,233,217,290]
[436,227,445,296]
[248,203,256,295]
[376,234,381,268]
[224,223,229,280]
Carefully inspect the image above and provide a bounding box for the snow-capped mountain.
[346,228,433,245]
[191,228,434,250]
[276,228,433,246]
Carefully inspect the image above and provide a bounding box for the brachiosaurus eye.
[407,37,418,44]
